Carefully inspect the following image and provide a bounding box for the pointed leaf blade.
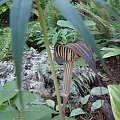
[108,85,120,120]
[10,0,33,107]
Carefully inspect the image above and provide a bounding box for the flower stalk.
[35,0,64,120]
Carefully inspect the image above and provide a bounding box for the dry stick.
[35,0,64,120]
[63,61,74,110]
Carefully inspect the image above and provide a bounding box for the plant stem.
[35,0,64,120]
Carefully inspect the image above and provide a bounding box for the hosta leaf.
[10,0,33,106]
[70,108,85,117]
[90,87,108,95]
[91,100,104,112]
[108,85,120,120]
[51,0,105,69]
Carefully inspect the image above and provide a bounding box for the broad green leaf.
[108,85,120,120]
[91,100,104,112]
[80,95,90,105]
[46,99,55,109]
[90,87,108,95]
[0,89,18,105]
[10,0,33,107]
[101,47,120,58]
[4,80,17,90]
[25,105,53,120]
[51,0,105,69]
[14,91,37,110]
[70,108,85,117]
[0,105,17,120]
[0,81,18,105]
[52,115,75,120]
[57,20,96,29]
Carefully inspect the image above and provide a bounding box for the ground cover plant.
[0,0,120,120]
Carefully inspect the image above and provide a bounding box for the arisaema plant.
[54,40,102,114]
[0,0,114,120]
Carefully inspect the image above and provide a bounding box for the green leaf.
[0,105,17,120]
[57,20,96,29]
[4,80,17,90]
[0,87,18,105]
[101,47,120,58]
[14,91,37,110]
[90,87,108,95]
[51,0,105,69]
[0,84,3,90]
[84,20,96,26]
[80,95,90,105]
[61,29,68,36]
[52,115,75,120]
[46,99,55,109]
[70,108,85,117]
[25,105,53,120]
[108,85,120,120]
[10,0,33,107]
[91,100,104,112]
